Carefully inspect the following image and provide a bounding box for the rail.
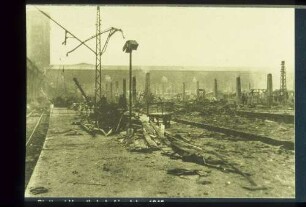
[173,118,294,150]
[26,112,44,147]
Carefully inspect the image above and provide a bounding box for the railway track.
[25,109,50,188]
[26,112,44,147]
[172,118,294,150]
[26,110,34,118]
[235,110,294,124]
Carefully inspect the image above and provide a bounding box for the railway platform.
[24,108,213,198]
[25,107,295,198]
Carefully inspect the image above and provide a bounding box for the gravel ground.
[25,108,294,198]
[176,112,294,142]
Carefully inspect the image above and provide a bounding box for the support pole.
[110,81,113,102]
[123,78,126,98]
[115,81,119,101]
[145,72,150,115]
[132,76,136,105]
[196,81,199,100]
[105,83,108,100]
[236,76,242,104]
[183,82,186,102]
[214,79,218,99]
[280,61,287,103]
[129,52,132,128]
[95,6,102,107]
[267,73,273,107]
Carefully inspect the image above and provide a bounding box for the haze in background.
[26,5,294,90]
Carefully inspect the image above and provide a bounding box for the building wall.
[26,10,50,69]
[27,58,43,103]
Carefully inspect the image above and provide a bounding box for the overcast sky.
[27,5,294,74]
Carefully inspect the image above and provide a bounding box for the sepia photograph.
[25,5,295,199]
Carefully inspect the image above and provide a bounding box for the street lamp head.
[123,40,139,53]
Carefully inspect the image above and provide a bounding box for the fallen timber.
[130,117,265,189]
[236,110,294,124]
[142,122,159,149]
[173,118,294,150]
[164,131,264,189]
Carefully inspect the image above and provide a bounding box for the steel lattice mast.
[280,60,288,103]
[280,60,287,94]
[36,6,125,107]
[95,6,102,105]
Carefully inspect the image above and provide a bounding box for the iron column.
[129,52,132,127]
[123,40,139,131]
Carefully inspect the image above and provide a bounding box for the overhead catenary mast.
[95,6,102,104]
[280,60,287,102]
[35,6,125,107]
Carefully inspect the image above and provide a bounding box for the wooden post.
[267,74,273,106]
[236,77,242,104]
[123,78,126,98]
[214,79,218,99]
[183,82,186,102]
[145,72,150,115]
[110,81,113,102]
[115,81,119,101]
[196,81,199,100]
[105,83,108,100]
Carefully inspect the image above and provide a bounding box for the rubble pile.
[118,115,163,152]
[175,101,237,116]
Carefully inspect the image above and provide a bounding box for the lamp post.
[123,40,139,134]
